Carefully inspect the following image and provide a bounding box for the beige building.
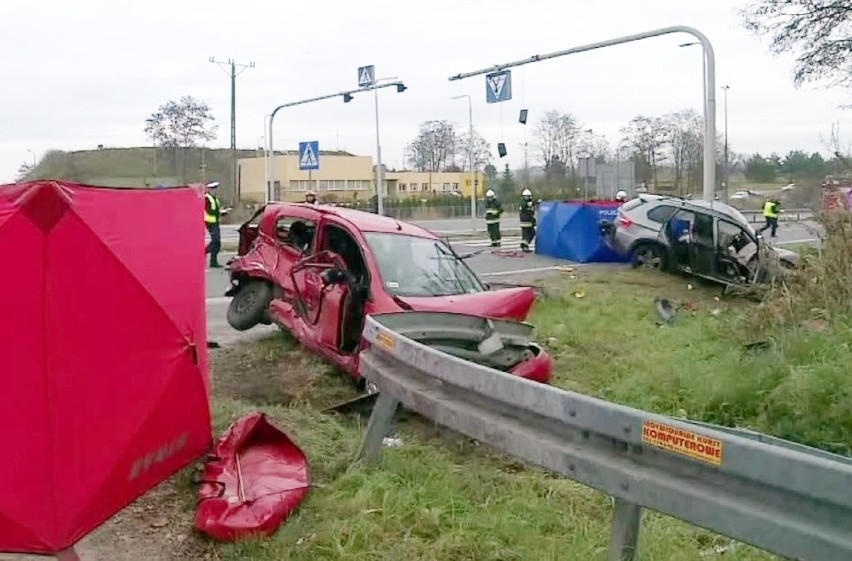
[237,152,487,203]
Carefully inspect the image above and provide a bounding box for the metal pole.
[268,116,275,203]
[468,97,475,231]
[374,87,385,216]
[448,25,716,201]
[722,85,730,203]
[263,115,270,203]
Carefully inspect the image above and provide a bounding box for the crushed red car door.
[289,251,352,358]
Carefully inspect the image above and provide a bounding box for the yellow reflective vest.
[763,201,779,219]
[205,193,220,224]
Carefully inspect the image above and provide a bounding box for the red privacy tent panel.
[0,180,212,554]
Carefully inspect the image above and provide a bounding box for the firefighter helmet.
[522,188,532,197]
[485,189,495,197]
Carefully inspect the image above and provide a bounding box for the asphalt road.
[206,217,821,344]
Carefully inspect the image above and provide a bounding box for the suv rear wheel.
[631,244,666,271]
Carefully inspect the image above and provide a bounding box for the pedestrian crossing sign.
[299,141,320,171]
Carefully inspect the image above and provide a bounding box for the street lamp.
[722,84,730,203]
[451,94,477,231]
[26,148,36,168]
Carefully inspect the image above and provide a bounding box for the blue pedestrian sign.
[299,141,320,171]
[358,65,375,88]
[485,70,512,103]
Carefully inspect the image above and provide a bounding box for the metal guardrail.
[356,313,852,561]
[740,208,813,224]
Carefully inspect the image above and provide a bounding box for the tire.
[630,244,666,271]
[227,281,273,331]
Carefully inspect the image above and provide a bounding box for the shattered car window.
[364,232,486,297]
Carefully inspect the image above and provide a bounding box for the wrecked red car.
[225,203,552,384]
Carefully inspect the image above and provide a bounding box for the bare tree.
[406,120,457,172]
[741,0,852,89]
[662,110,703,194]
[16,162,33,182]
[457,129,493,171]
[534,110,582,179]
[145,96,217,181]
[578,130,612,162]
[621,115,668,188]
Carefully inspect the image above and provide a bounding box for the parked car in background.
[600,194,799,285]
[225,203,553,384]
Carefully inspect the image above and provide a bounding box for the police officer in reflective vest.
[519,188,536,252]
[204,181,223,268]
[758,198,781,238]
[484,189,503,247]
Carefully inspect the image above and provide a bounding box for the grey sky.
[2,0,851,183]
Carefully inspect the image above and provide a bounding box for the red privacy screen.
[0,181,212,554]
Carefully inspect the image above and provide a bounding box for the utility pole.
[210,57,255,205]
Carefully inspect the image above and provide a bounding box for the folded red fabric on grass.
[195,412,310,542]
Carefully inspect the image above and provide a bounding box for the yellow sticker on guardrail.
[375,330,396,352]
[642,420,723,466]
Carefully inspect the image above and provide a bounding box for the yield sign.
[485,70,512,103]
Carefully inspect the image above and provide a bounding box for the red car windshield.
[364,232,486,297]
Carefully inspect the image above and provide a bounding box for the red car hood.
[397,286,536,322]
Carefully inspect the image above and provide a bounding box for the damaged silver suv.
[600,194,799,285]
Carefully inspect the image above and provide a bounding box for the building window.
[348,180,371,190]
[422,183,430,191]
[410,183,418,191]
[452,183,459,191]
[465,179,471,186]
[399,183,407,192]
[329,180,346,191]
[442,182,451,191]
[289,180,311,191]
[318,180,331,191]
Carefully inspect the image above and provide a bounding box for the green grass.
[529,266,852,455]
[206,396,774,561]
[176,264,851,560]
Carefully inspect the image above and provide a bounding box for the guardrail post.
[357,392,399,464]
[608,498,642,561]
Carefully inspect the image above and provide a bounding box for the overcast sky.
[2,0,851,183]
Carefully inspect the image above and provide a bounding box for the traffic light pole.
[449,26,717,202]
[265,81,406,204]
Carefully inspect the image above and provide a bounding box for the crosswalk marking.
[451,236,536,250]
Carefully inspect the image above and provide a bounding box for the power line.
[209,57,255,203]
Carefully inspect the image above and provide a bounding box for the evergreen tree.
[497,163,516,200]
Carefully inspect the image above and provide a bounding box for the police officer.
[204,181,223,268]
[484,189,503,247]
[758,198,781,238]
[305,190,317,205]
[519,188,536,252]
[615,190,628,204]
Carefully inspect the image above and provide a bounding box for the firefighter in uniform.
[204,181,223,268]
[305,190,317,204]
[758,198,781,238]
[519,188,536,252]
[484,189,503,247]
